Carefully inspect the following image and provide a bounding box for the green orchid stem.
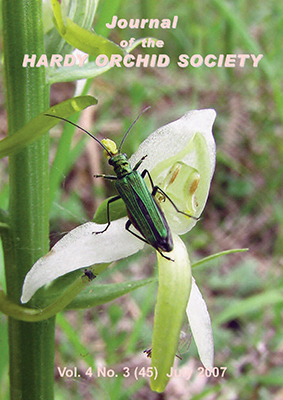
[0,276,87,322]
[2,1,53,399]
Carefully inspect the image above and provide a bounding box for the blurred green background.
[1,0,283,399]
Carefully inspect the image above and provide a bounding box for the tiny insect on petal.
[21,218,144,303]
[144,322,192,360]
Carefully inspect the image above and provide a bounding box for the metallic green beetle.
[45,110,197,260]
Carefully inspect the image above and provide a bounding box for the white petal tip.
[187,278,214,370]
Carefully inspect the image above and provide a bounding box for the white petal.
[129,109,216,177]
[21,217,144,303]
[187,277,214,370]
[129,109,216,234]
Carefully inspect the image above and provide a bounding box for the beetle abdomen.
[115,171,173,253]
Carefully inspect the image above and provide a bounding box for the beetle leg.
[133,155,148,171]
[157,248,174,262]
[94,195,121,234]
[153,185,199,220]
[125,220,174,261]
[140,168,155,190]
[141,169,199,221]
[94,174,117,180]
[125,219,150,244]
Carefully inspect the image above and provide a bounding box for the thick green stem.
[2,1,54,399]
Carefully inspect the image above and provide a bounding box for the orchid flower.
[21,109,216,392]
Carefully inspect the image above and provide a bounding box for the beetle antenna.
[118,106,151,152]
[44,114,113,157]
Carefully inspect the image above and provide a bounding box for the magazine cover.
[0,0,281,399]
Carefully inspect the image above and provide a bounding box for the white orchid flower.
[21,109,216,392]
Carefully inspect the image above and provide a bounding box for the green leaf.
[51,0,123,57]
[0,95,97,159]
[64,17,124,57]
[256,368,283,386]
[214,289,283,325]
[93,196,127,224]
[56,312,95,368]
[94,0,122,36]
[45,0,98,56]
[192,248,249,268]
[47,61,112,84]
[47,39,145,83]
[212,0,283,124]
[66,277,156,309]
